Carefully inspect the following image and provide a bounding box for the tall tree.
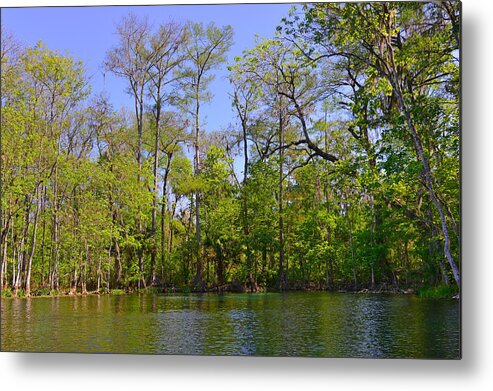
[105,13,153,288]
[178,21,233,290]
[282,1,460,287]
[229,64,258,291]
[146,21,187,285]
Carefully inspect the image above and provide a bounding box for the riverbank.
[1,283,459,299]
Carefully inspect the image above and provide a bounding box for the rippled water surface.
[1,292,460,358]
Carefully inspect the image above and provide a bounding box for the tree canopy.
[1,3,460,297]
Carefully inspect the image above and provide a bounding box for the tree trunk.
[0,208,10,292]
[135,93,145,290]
[385,41,460,287]
[396,90,459,286]
[25,187,41,297]
[51,169,60,291]
[11,216,16,290]
[15,194,31,295]
[325,227,335,290]
[239,114,255,292]
[426,203,449,286]
[150,96,161,286]
[40,186,47,288]
[0,226,8,291]
[114,238,122,286]
[160,155,172,287]
[193,94,204,291]
[277,105,285,291]
[371,264,375,290]
[97,256,102,293]
[217,245,224,287]
[70,259,78,295]
[82,241,89,295]
[347,200,358,291]
[404,240,409,287]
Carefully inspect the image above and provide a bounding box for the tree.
[282,1,460,287]
[0,6,459,296]
[229,60,258,291]
[146,21,187,285]
[178,21,233,290]
[105,13,153,288]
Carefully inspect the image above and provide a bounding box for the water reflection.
[1,292,460,358]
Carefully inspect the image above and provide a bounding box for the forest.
[0,2,460,298]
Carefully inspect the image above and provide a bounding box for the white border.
[1,0,492,390]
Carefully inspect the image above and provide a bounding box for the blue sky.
[2,3,295,134]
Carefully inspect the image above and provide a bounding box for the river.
[0,292,460,358]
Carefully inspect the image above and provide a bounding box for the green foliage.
[417,285,458,299]
[136,287,161,294]
[1,5,459,295]
[32,288,51,297]
[181,286,192,294]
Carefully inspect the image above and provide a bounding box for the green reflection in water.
[1,292,460,358]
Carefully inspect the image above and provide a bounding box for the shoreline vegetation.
[1,282,458,300]
[1,4,460,301]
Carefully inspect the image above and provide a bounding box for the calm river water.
[0,292,460,358]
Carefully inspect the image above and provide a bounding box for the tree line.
[0,2,460,297]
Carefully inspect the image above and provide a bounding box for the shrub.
[32,288,51,297]
[110,289,125,295]
[142,287,160,294]
[417,284,458,299]
[1,289,12,298]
